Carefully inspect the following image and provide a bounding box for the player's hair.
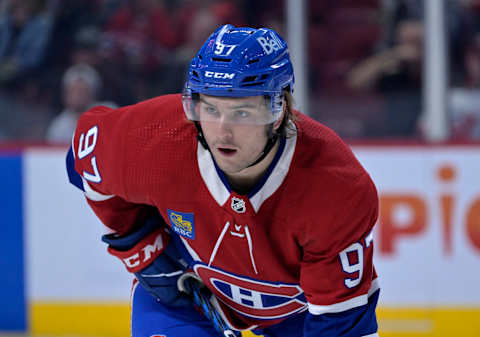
[276,90,297,139]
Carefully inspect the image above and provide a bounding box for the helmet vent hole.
[242,76,258,83]
[212,57,232,62]
[241,82,265,87]
[260,74,269,80]
[247,58,259,64]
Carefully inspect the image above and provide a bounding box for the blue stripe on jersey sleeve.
[66,146,84,191]
[304,289,380,337]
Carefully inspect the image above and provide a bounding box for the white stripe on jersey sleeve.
[368,278,380,296]
[82,178,114,201]
[308,294,368,315]
[362,334,379,337]
[308,278,380,315]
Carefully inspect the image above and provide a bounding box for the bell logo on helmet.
[257,33,283,55]
[205,71,236,79]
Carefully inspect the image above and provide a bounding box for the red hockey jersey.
[72,94,379,331]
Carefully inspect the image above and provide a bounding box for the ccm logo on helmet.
[257,33,283,55]
[205,71,235,79]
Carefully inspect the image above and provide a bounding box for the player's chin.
[214,158,243,174]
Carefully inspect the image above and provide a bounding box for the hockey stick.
[179,273,239,337]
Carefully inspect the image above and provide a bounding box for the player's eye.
[204,106,218,115]
[233,110,250,118]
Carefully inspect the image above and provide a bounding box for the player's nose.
[216,117,234,137]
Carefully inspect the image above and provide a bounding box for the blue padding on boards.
[0,154,25,330]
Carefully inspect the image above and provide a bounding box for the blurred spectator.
[72,24,136,106]
[449,33,480,140]
[174,6,220,66]
[0,88,51,140]
[308,2,381,95]
[209,0,245,27]
[156,0,244,95]
[176,0,245,30]
[71,25,102,67]
[382,0,467,85]
[45,0,98,71]
[305,1,382,139]
[347,19,424,137]
[153,5,219,94]
[46,63,116,143]
[100,0,179,100]
[244,0,283,28]
[105,0,178,50]
[0,0,54,86]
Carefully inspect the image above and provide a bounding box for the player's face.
[198,95,271,174]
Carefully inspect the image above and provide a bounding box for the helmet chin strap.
[245,124,278,168]
[194,121,279,170]
[194,121,210,150]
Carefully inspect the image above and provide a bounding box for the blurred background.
[1,0,480,142]
[0,0,479,336]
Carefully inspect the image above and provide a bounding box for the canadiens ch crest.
[194,264,307,320]
[167,209,195,239]
[231,197,246,213]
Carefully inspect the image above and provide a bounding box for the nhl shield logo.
[231,197,246,213]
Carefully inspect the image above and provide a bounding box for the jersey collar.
[197,126,297,213]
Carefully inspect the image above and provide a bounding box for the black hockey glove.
[102,215,191,307]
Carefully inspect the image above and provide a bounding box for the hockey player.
[67,24,380,337]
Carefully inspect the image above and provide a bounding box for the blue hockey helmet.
[183,24,294,125]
